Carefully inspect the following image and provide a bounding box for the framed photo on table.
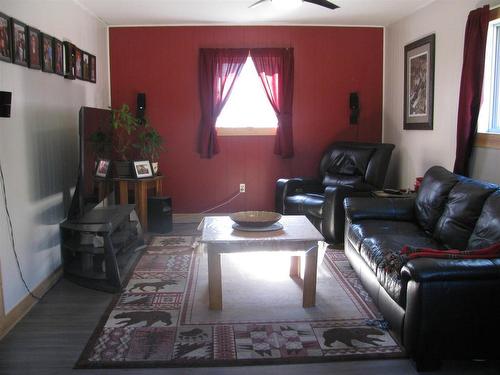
[95,159,111,178]
[133,160,153,178]
[10,18,27,67]
[404,34,435,130]
[27,26,41,69]
[0,12,12,62]
[41,33,54,73]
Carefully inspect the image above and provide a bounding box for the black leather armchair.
[275,142,394,243]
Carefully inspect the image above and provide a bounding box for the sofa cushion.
[433,179,496,250]
[415,166,459,233]
[347,220,427,253]
[284,194,324,218]
[322,174,365,189]
[359,234,443,306]
[468,190,500,249]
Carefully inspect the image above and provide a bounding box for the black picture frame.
[74,47,83,80]
[53,38,64,76]
[404,34,435,130]
[63,41,75,79]
[82,50,90,81]
[27,26,41,69]
[95,159,111,178]
[133,160,153,179]
[89,54,96,83]
[10,18,27,67]
[0,12,12,63]
[41,33,54,73]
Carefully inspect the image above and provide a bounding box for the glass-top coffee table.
[199,215,324,310]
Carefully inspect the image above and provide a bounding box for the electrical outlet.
[239,183,246,193]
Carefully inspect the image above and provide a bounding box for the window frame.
[475,8,500,149]
[215,56,277,137]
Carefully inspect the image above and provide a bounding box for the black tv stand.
[60,204,144,293]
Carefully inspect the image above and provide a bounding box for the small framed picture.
[53,38,63,76]
[41,33,53,73]
[10,18,27,66]
[63,41,75,79]
[95,159,111,178]
[27,26,41,69]
[404,34,435,130]
[74,47,83,79]
[133,160,153,178]
[0,12,12,63]
[82,50,90,81]
[89,54,96,83]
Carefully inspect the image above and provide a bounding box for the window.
[477,9,500,148]
[216,56,277,136]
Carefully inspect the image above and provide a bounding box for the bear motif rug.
[76,235,404,368]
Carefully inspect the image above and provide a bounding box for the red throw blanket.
[401,242,500,260]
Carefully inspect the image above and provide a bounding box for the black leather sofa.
[275,142,394,243]
[343,166,500,370]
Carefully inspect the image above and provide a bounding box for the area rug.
[76,235,404,368]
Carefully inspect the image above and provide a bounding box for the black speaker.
[148,196,172,233]
[349,92,359,125]
[137,92,146,121]
[0,91,12,118]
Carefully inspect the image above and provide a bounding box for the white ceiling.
[76,0,437,27]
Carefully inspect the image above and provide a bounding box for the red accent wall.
[109,26,383,213]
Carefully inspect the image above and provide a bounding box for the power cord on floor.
[0,158,40,300]
[199,191,242,214]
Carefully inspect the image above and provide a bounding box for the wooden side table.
[95,175,164,232]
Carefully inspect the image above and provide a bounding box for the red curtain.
[198,49,248,158]
[453,5,490,176]
[251,48,295,158]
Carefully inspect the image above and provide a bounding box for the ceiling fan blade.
[249,0,270,8]
[304,0,339,10]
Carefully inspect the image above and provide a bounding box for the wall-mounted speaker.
[349,92,359,125]
[0,91,12,118]
[137,92,146,121]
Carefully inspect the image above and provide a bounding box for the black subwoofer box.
[148,196,172,233]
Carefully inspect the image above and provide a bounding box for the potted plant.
[133,122,165,175]
[110,104,140,177]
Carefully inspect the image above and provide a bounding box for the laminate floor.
[0,224,498,375]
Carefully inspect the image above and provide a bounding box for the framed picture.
[74,47,83,79]
[53,38,63,76]
[89,54,96,83]
[133,160,153,178]
[404,34,435,130]
[41,33,53,73]
[27,26,41,69]
[63,41,75,79]
[82,50,90,81]
[0,12,12,63]
[10,18,27,66]
[95,159,111,178]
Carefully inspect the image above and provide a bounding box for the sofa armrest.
[343,197,415,222]
[401,258,500,282]
[275,177,323,213]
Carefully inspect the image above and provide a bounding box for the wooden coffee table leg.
[289,256,301,278]
[303,246,318,308]
[207,248,222,310]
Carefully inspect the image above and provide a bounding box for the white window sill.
[475,132,500,149]
[217,127,277,136]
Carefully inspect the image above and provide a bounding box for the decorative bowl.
[230,211,282,228]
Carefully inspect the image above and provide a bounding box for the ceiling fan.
[249,0,339,11]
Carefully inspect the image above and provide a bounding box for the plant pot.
[151,162,159,175]
[114,160,133,178]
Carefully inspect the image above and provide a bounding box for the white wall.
[0,0,109,313]
[383,0,500,188]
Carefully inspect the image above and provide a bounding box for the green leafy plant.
[110,104,140,160]
[88,127,112,159]
[133,123,165,162]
